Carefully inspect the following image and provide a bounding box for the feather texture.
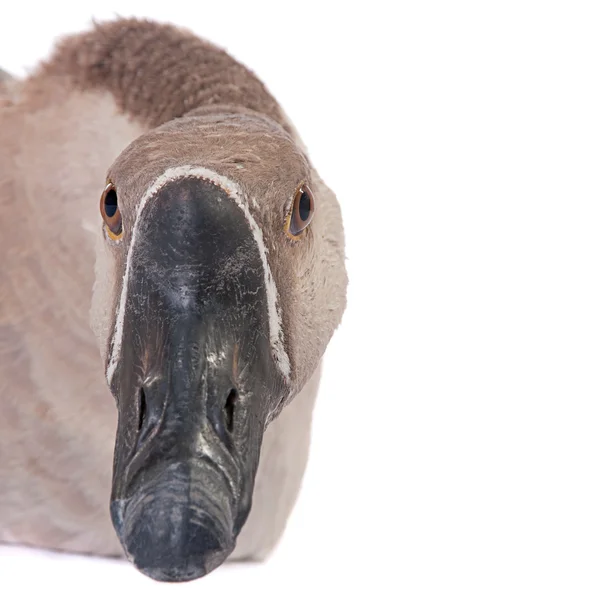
[0,18,347,563]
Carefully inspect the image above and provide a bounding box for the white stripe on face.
[105,165,291,385]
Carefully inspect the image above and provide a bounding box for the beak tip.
[111,493,235,582]
[134,555,218,583]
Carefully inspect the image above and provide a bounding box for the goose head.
[90,112,347,581]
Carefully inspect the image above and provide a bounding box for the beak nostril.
[135,386,161,451]
[138,388,147,433]
[224,389,237,434]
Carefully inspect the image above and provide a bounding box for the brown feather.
[0,17,347,563]
[36,18,289,131]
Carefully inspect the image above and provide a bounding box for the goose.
[0,18,347,582]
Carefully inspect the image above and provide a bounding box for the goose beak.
[107,177,285,582]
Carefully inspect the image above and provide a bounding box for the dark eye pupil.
[298,191,311,221]
[104,189,118,218]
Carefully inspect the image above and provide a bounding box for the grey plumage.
[0,18,347,581]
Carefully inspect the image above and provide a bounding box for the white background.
[1,1,599,598]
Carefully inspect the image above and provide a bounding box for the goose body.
[0,19,346,581]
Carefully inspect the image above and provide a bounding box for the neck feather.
[38,18,289,131]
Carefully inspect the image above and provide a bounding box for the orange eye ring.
[286,184,315,238]
[100,182,123,240]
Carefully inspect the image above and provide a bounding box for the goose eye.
[100,183,123,240]
[287,185,315,237]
